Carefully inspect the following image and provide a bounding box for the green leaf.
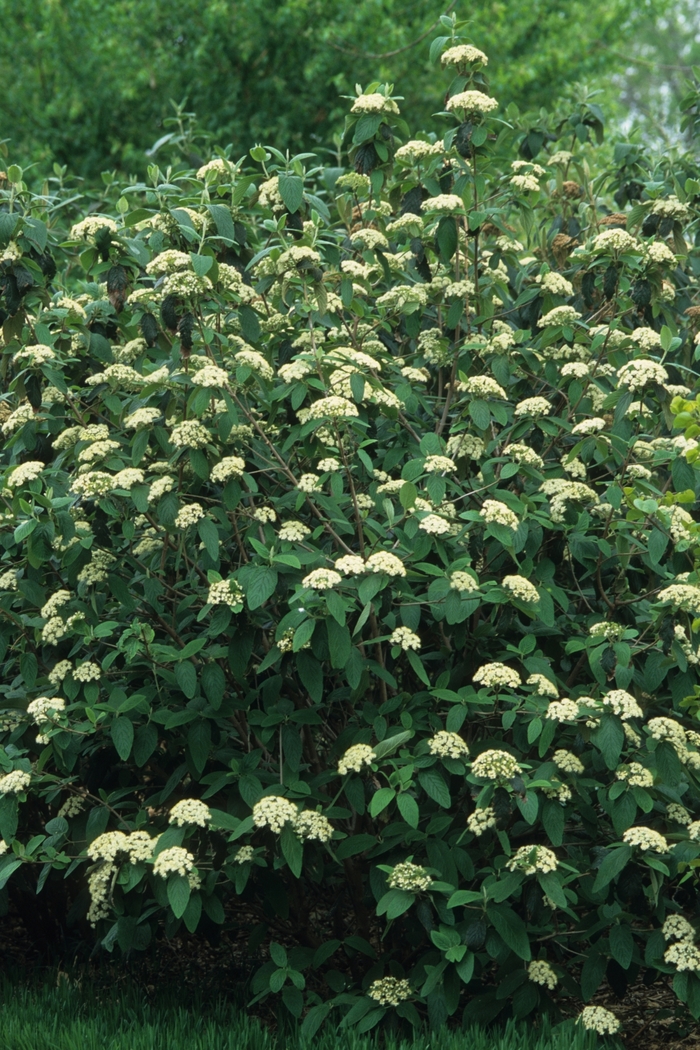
[278,174,303,213]
[486,904,531,960]
[335,834,377,859]
[207,203,236,241]
[280,823,303,877]
[376,888,415,919]
[580,952,606,1001]
[369,787,395,817]
[0,796,18,841]
[293,618,316,652]
[469,399,491,430]
[0,857,22,890]
[655,740,682,785]
[326,619,351,668]
[201,663,226,709]
[167,873,191,918]
[542,800,565,846]
[187,721,211,776]
[183,892,202,933]
[400,482,417,509]
[133,724,158,767]
[243,566,278,610]
[594,714,624,770]
[436,215,458,261]
[407,648,430,686]
[175,661,198,699]
[111,716,134,760]
[609,922,634,969]
[296,651,323,703]
[592,844,632,892]
[373,732,412,759]
[397,793,419,828]
[198,518,219,560]
[418,769,451,808]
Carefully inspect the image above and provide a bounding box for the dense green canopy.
[0,0,678,177]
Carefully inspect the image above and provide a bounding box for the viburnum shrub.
[3,12,700,1037]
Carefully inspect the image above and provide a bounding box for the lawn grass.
[0,978,618,1050]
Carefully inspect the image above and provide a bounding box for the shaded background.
[0,0,697,177]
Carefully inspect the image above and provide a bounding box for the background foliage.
[0,0,686,178]
[3,11,700,1042]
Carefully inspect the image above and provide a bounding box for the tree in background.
[0,0,677,177]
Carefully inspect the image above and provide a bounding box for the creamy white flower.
[526,674,558,697]
[471,749,521,780]
[366,551,406,576]
[368,977,412,1006]
[479,500,519,529]
[252,795,297,833]
[390,626,421,651]
[334,554,366,575]
[293,810,333,842]
[474,662,521,690]
[502,575,539,603]
[467,806,497,836]
[302,568,342,590]
[602,689,643,720]
[429,731,469,760]
[153,846,196,878]
[623,826,668,853]
[577,1006,620,1036]
[507,845,558,874]
[389,861,432,892]
[338,743,376,775]
[528,960,558,989]
[446,90,498,114]
[552,750,584,774]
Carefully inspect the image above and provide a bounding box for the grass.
[0,979,618,1050]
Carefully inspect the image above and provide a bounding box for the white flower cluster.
[153,846,197,879]
[501,575,539,603]
[168,799,212,827]
[537,306,581,328]
[471,749,521,780]
[210,456,245,483]
[552,750,584,774]
[175,503,205,529]
[74,662,101,682]
[506,845,558,875]
[390,626,421,651]
[338,744,376,775]
[7,461,44,488]
[667,803,691,825]
[577,1006,620,1035]
[467,806,497,836]
[351,93,400,115]
[207,579,244,607]
[27,696,66,725]
[279,521,311,542]
[302,568,341,590]
[622,826,669,853]
[602,689,643,720]
[368,977,412,1006]
[663,915,696,942]
[616,763,654,788]
[446,90,498,114]
[0,769,31,794]
[535,272,573,297]
[526,674,558,697]
[473,663,521,690]
[617,358,668,391]
[252,795,298,833]
[458,376,507,399]
[389,861,433,893]
[421,194,464,214]
[170,420,210,449]
[592,229,639,253]
[545,698,580,722]
[441,44,488,66]
[665,941,700,972]
[528,960,557,989]
[428,731,469,760]
[418,514,452,535]
[293,810,334,842]
[658,584,700,614]
[479,500,519,530]
[366,551,406,576]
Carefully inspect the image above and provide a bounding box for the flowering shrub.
[3,13,700,1036]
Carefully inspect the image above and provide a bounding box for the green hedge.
[0,21,700,1041]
